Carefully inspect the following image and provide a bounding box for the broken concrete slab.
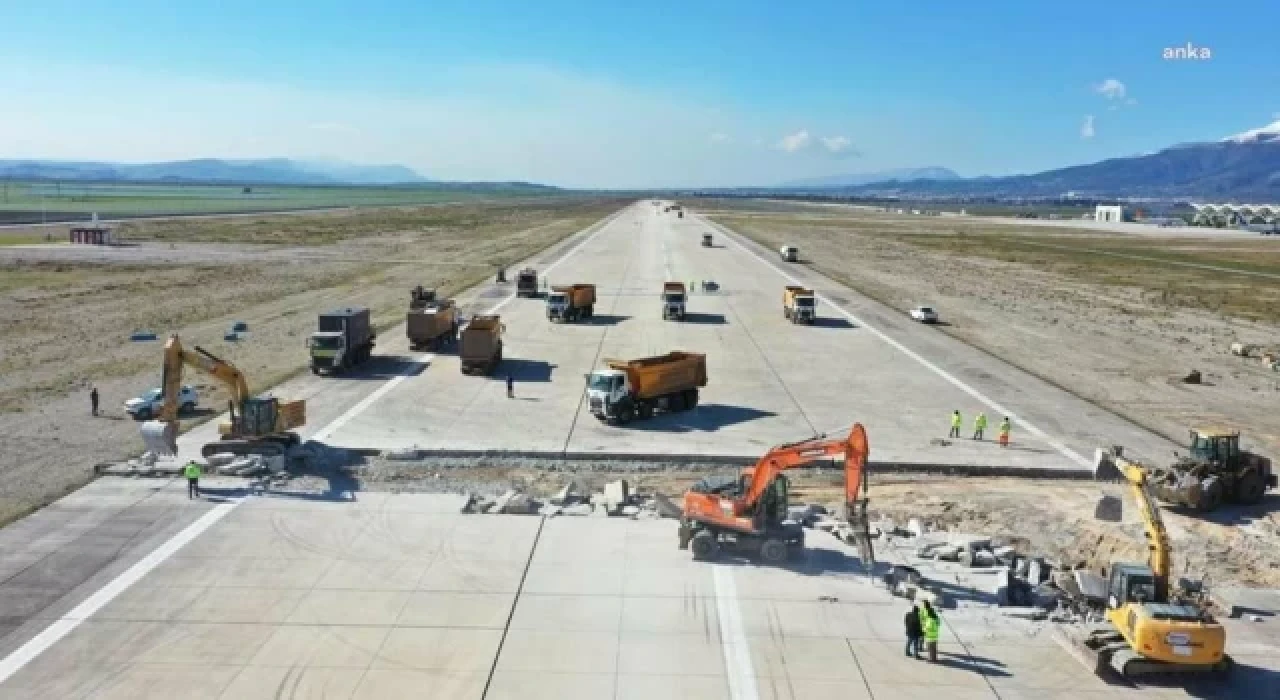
[205,452,236,468]
[501,493,538,515]
[539,504,562,517]
[933,545,962,561]
[1001,607,1049,621]
[973,550,997,567]
[604,480,630,513]
[492,490,518,513]
[621,505,640,517]
[993,545,1017,561]
[907,518,925,537]
[1074,570,1108,604]
[591,503,610,517]
[561,503,593,517]
[550,481,577,506]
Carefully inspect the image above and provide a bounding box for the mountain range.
[792,120,1280,200]
[0,158,428,185]
[778,167,960,188]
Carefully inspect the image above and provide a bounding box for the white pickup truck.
[124,386,199,420]
[909,306,939,324]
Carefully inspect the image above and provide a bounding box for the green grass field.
[0,181,558,223]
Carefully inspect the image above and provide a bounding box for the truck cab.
[662,282,686,320]
[789,293,816,323]
[586,368,630,417]
[779,245,798,262]
[308,331,350,370]
[546,290,571,319]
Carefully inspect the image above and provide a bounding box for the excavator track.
[200,436,294,459]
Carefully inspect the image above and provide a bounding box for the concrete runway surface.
[5,202,1277,699]
[173,201,1175,471]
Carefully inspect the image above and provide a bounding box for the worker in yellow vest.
[184,460,202,499]
[998,417,1011,447]
[948,410,962,439]
[973,412,988,440]
[919,600,941,662]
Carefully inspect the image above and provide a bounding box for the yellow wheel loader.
[139,334,306,459]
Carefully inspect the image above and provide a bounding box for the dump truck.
[701,233,713,247]
[459,315,504,375]
[547,284,596,322]
[407,299,458,351]
[783,286,817,324]
[309,307,375,375]
[516,268,539,298]
[779,245,799,262]
[662,282,687,320]
[585,351,706,424]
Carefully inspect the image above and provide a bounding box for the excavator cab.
[234,397,280,437]
[1107,563,1164,609]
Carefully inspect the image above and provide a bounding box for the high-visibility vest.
[920,613,940,641]
[184,462,202,479]
[951,413,962,428]
[999,420,1010,435]
[975,414,987,429]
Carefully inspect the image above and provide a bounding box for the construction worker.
[903,602,923,659]
[973,412,987,440]
[183,460,202,499]
[506,374,515,399]
[998,417,1011,447]
[89,387,99,417]
[919,600,941,662]
[948,410,962,439]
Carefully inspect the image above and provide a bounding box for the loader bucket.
[1092,447,1123,482]
[140,420,179,457]
[1094,494,1123,522]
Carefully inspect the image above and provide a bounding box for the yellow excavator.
[1081,446,1230,677]
[140,334,306,459]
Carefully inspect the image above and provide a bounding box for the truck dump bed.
[783,286,814,304]
[606,351,707,399]
[663,282,686,295]
[407,301,456,343]
[552,284,596,307]
[460,316,503,361]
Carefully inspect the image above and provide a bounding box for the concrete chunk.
[907,518,925,537]
[1074,570,1108,603]
[550,481,577,506]
[651,493,683,519]
[604,480,630,513]
[501,493,537,515]
[561,503,593,517]
[993,545,1017,561]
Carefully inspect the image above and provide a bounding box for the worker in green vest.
[184,460,202,499]
[948,410,962,439]
[973,412,988,440]
[918,600,941,662]
[998,417,1011,447]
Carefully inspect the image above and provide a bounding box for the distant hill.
[779,167,960,188]
[0,158,430,185]
[829,120,1280,200]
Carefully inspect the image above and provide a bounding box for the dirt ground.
[0,197,626,525]
[705,204,1280,460]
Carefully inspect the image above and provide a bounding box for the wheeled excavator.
[678,423,874,567]
[1078,446,1230,678]
[139,334,306,459]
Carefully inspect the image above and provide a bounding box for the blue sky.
[2,0,1277,188]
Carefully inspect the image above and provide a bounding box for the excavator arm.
[741,423,869,514]
[1117,459,1172,581]
[141,334,251,456]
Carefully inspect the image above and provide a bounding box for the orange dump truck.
[782,286,817,324]
[407,299,458,351]
[547,284,597,322]
[585,351,707,424]
[459,315,504,375]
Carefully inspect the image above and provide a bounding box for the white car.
[910,306,939,324]
[124,386,199,420]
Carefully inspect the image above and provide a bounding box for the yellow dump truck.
[585,351,707,424]
[407,299,458,351]
[783,286,817,324]
[459,315,504,375]
[547,284,597,322]
[662,282,687,320]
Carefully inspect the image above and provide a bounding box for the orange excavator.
[678,423,874,566]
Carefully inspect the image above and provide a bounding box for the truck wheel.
[311,366,319,375]
[669,393,686,412]
[759,538,788,565]
[1234,471,1266,505]
[180,402,195,415]
[136,407,152,421]
[637,403,653,420]
[690,531,719,561]
[686,389,699,408]
[586,305,594,318]
[617,405,634,425]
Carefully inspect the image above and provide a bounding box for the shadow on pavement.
[809,317,855,329]
[634,404,777,432]
[494,358,556,383]
[681,312,727,325]
[584,314,630,326]
[326,355,429,381]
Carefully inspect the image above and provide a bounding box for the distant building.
[1190,203,1278,227]
[1095,205,1126,223]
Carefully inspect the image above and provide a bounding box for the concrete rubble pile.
[461,479,684,519]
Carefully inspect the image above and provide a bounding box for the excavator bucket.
[140,420,179,457]
[1093,447,1123,482]
[1094,494,1123,522]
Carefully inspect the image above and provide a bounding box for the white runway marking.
[703,216,1091,468]
[0,502,238,684]
[713,566,759,700]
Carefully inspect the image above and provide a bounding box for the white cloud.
[709,132,731,144]
[1125,97,1138,106]
[820,135,855,155]
[776,130,811,153]
[1095,78,1126,100]
[1080,115,1096,140]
